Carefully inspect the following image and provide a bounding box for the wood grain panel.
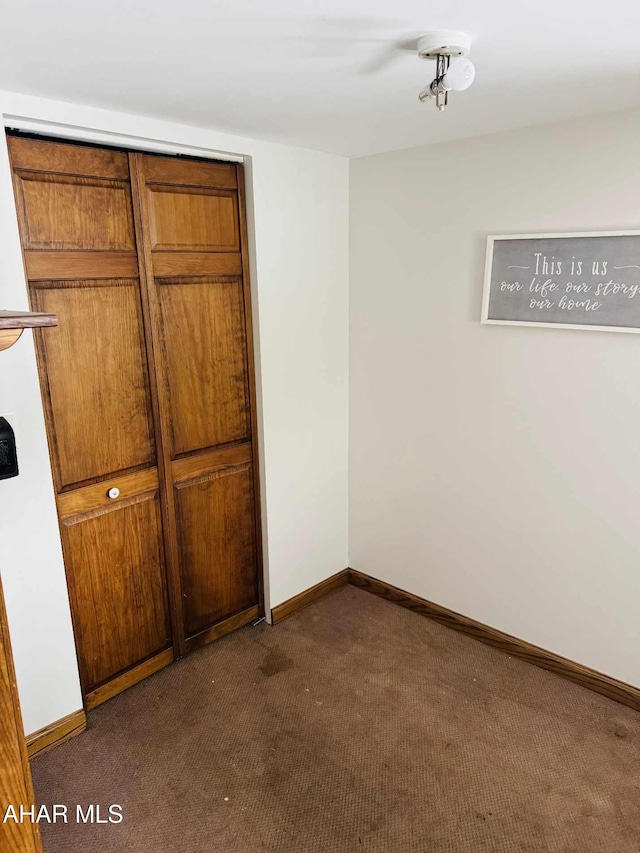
[8,135,128,179]
[175,463,258,638]
[0,329,23,351]
[131,151,263,653]
[158,278,250,456]
[147,186,239,251]
[171,442,252,483]
[62,491,171,692]
[25,250,138,280]
[0,310,58,329]
[143,155,237,189]
[16,173,135,251]
[85,649,173,710]
[152,252,242,277]
[348,570,640,713]
[33,281,155,488]
[57,468,158,516]
[0,577,42,853]
[185,605,259,654]
[9,136,179,706]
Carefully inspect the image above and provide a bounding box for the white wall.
[0,91,349,734]
[350,107,640,689]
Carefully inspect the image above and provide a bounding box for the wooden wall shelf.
[0,310,58,351]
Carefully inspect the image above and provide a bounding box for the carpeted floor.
[32,585,640,852]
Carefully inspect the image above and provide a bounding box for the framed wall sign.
[482,231,640,334]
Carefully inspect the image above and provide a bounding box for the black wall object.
[0,417,18,479]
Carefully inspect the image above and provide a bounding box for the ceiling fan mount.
[417,31,472,60]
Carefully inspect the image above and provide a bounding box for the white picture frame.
[481,230,640,334]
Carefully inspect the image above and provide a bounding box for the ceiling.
[2,0,640,157]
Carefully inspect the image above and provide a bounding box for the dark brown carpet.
[32,585,640,852]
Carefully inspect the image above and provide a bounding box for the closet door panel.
[158,277,251,455]
[171,442,252,483]
[132,152,263,650]
[25,251,140,280]
[61,488,170,692]
[146,186,239,251]
[8,135,175,704]
[142,155,237,188]
[152,252,241,277]
[15,173,135,250]
[32,280,155,489]
[175,462,258,637]
[8,134,129,180]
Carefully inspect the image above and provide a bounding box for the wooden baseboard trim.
[85,648,174,711]
[26,708,87,759]
[185,605,260,654]
[348,569,640,713]
[271,569,350,624]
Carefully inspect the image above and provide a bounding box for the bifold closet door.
[8,137,174,705]
[7,136,263,707]
[130,153,262,654]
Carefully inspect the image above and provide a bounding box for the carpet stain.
[259,645,294,677]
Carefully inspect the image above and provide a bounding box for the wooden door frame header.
[2,114,245,163]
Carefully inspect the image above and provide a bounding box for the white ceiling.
[2,0,640,157]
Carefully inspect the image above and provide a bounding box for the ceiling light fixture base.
[417,31,472,60]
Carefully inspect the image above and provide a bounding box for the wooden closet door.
[8,137,174,706]
[131,154,263,654]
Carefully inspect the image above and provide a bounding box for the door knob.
[107,487,120,500]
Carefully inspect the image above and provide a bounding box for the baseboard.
[185,605,260,654]
[348,569,640,714]
[271,569,350,624]
[26,708,87,759]
[85,648,174,711]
